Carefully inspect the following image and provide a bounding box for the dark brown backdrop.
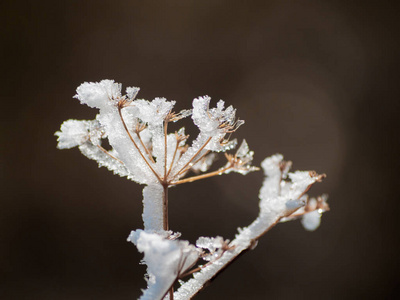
[1,0,399,299]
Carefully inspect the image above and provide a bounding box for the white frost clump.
[56,80,329,300]
[56,119,92,149]
[128,230,200,300]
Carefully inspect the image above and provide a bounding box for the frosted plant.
[55,80,329,299]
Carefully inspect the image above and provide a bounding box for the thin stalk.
[118,107,162,184]
[136,131,156,164]
[171,165,232,185]
[177,149,210,176]
[175,137,212,177]
[96,145,123,164]
[162,183,169,231]
[164,119,168,180]
[166,139,180,179]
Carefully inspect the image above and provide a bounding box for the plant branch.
[164,118,168,180]
[178,149,211,176]
[96,145,123,164]
[171,165,232,186]
[118,105,162,184]
[175,137,212,177]
[136,130,156,164]
[166,137,180,179]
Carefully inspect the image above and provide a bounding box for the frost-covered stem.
[174,209,296,300]
[95,145,123,164]
[178,150,211,176]
[136,130,156,164]
[176,137,212,176]
[162,183,169,231]
[164,119,168,180]
[118,106,162,183]
[166,139,179,178]
[171,165,232,186]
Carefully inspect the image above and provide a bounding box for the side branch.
[96,145,123,164]
[171,165,232,186]
[175,137,212,177]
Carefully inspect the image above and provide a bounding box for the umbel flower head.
[56,80,255,186]
[56,80,328,300]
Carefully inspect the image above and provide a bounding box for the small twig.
[136,130,156,164]
[174,137,212,177]
[166,136,180,179]
[118,104,162,183]
[178,149,211,176]
[96,145,123,164]
[171,165,232,186]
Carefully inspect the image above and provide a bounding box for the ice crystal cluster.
[56,80,329,299]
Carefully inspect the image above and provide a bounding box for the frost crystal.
[128,230,200,300]
[56,80,328,300]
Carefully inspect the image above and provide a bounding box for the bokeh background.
[2,1,399,299]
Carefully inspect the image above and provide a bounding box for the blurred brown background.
[1,0,399,299]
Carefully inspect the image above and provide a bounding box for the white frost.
[127,230,199,300]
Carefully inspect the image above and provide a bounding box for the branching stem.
[118,106,162,184]
[175,137,212,177]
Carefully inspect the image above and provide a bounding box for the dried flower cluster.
[56,80,328,299]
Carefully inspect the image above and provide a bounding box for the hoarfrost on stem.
[56,80,329,300]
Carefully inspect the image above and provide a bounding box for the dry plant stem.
[136,131,156,164]
[175,137,212,176]
[188,210,299,299]
[118,106,162,183]
[162,183,169,231]
[164,119,168,179]
[178,150,211,176]
[179,248,229,279]
[96,145,123,164]
[171,165,232,185]
[166,140,180,178]
[176,171,324,299]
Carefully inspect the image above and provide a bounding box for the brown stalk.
[166,136,180,179]
[178,149,211,176]
[162,183,169,231]
[171,165,232,186]
[164,118,169,180]
[118,105,162,184]
[175,137,212,177]
[135,129,156,164]
[96,145,124,164]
